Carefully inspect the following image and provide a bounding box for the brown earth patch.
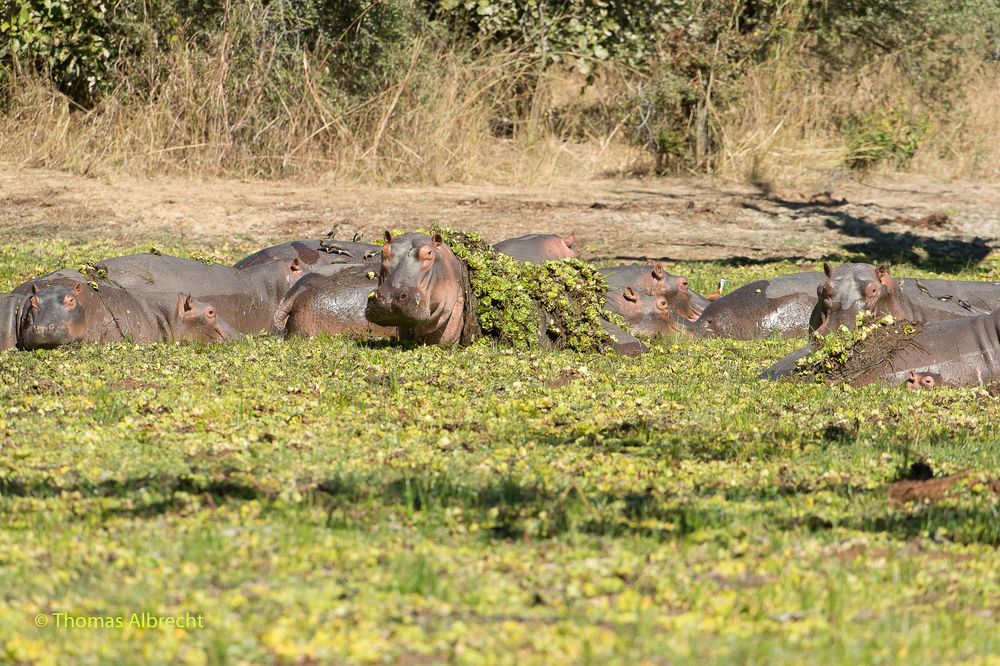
[889,473,1000,504]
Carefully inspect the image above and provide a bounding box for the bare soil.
[1,165,998,267]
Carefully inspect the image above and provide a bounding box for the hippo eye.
[922,376,934,387]
[206,309,215,319]
[656,298,669,311]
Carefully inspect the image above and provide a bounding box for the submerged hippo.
[600,264,708,322]
[763,309,1000,388]
[605,287,683,339]
[694,272,825,339]
[274,264,395,339]
[91,254,303,334]
[494,234,578,264]
[810,262,998,335]
[366,232,646,355]
[17,274,236,349]
[234,239,380,270]
[0,293,28,351]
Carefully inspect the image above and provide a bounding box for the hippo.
[366,232,474,345]
[903,370,940,390]
[234,239,380,270]
[494,234,578,264]
[810,262,997,335]
[605,287,683,339]
[600,264,707,322]
[88,254,303,334]
[763,309,1000,388]
[366,231,646,354]
[274,264,396,339]
[17,274,236,348]
[0,293,28,351]
[694,272,826,339]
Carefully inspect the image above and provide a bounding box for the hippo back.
[696,273,824,339]
[234,240,380,270]
[494,234,577,264]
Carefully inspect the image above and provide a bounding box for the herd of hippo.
[3,231,1000,390]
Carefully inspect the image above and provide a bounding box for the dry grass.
[716,52,1000,185]
[1,12,998,187]
[0,31,640,185]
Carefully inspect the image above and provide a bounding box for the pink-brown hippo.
[16,272,237,349]
[694,272,826,339]
[604,287,684,339]
[274,264,396,339]
[91,254,303,334]
[810,262,1000,335]
[0,293,28,351]
[234,239,380,270]
[763,309,1000,388]
[494,234,578,264]
[600,264,707,322]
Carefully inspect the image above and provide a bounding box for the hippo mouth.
[21,323,77,349]
[365,290,433,327]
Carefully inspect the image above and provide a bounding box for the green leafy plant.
[844,106,929,169]
[430,225,622,352]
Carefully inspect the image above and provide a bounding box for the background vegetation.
[1,0,1000,182]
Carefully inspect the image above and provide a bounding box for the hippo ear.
[823,262,834,278]
[432,233,443,247]
[651,264,665,280]
[906,370,917,381]
[178,294,195,317]
[563,233,575,248]
[876,264,890,281]
[73,283,83,295]
[623,287,639,303]
[290,258,302,274]
[383,230,393,244]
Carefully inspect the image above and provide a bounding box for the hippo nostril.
[398,292,407,301]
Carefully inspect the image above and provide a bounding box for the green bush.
[0,0,114,103]
[844,105,929,169]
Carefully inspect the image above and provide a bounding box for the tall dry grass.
[0,25,639,184]
[1,8,998,187]
[716,52,1000,185]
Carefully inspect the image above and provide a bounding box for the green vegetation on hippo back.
[364,227,645,355]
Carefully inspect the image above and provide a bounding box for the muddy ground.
[1,165,997,269]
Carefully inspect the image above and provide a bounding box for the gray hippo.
[89,254,303,334]
[763,309,1000,388]
[0,293,28,351]
[494,234,577,264]
[234,239,380,270]
[694,272,826,339]
[273,264,395,339]
[600,264,708,323]
[365,232,646,355]
[604,287,683,339]
[810,262,999,335]
[17,273,237,349]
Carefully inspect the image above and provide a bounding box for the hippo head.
[607,287,682,338]
[654,267,700,322]
[174,294,239,343]
[366,232,463,333]
[903,370,941,390]
[809,262,904,336]
[20,281,90,349]
[553,233,577,259]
